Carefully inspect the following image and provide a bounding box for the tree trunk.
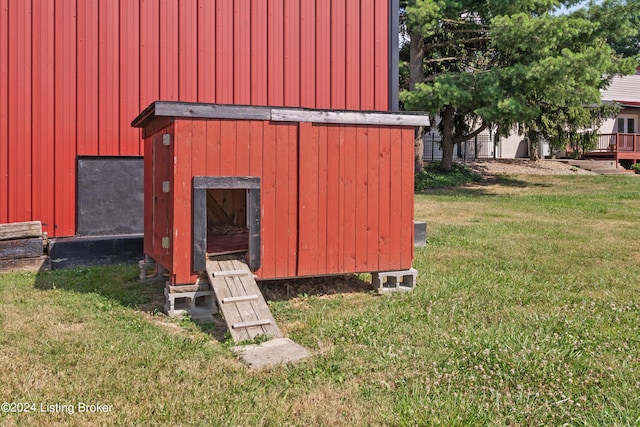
[415,127,425,173]
[526,130,539,161]
[409,31,424,91]
[440,105,456,171]
[410,31,426,173]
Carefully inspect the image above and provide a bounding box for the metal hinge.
[162,133,171,146]
[162,181,170,193]
[162,237,170,249]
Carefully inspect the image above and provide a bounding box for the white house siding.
[497,132,530,158]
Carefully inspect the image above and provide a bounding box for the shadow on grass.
[418,175,552,197]
[31,265,233,341]
[32,264,168,318]
[258,275,373,302]
[493,176,553,188]
[31,264,373,342]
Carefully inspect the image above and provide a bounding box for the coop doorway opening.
[192,177,261,272]
[206,188,249,256]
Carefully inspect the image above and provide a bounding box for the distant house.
[423,70,640,164]
[585,69,640,166]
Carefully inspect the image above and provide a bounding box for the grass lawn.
[1,174,640,426]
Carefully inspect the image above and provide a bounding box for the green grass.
[2,174,640,425]
[415,161,482,190]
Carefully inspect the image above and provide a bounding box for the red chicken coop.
[132,102,427,335]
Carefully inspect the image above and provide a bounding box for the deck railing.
[594,133,640,153]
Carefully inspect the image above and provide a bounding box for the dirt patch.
[258,275,372,302]
[461,159,597,177]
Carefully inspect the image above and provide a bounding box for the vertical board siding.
[345,0,361,109]
[140,0,160,114]
[354,126,369,271]
[8,0,31,224]
[360,0,375,110]
[374,0,389,110]
[300,1,316,108]
[377,127,391,271]
[54,0,77,236]
[0,0,7,224]
[167,119,300,283]
[77,0,99,156]
[179,0,197,103]
[400,127,415,267]
[98,0,119,155]
[32,0,55,235]
[284,0,301,107]
[325,125,341,273]
[146,117,413,283]
[172,120,193,283]
[1,0,391,237]
[216,1,233,104]
[297,123,411,277]
[315,0,331,108]
[297,123,319,276]
[234,0,252,105]
[250,1,267,105]
[120,0,141,155]
[197,0,215,102]
[388,126,403,268]
[160,0,179,101]
[330,0,346,109]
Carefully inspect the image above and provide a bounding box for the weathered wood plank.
[222,295,258,304]
[207,260,250,341]
[206,258,281,341]
[214,269,250,278]
[270,108,430,126]
[233,259,281,338]
[0,255,51,273]
[131,101,430,129]
[0,237,44,260]
[0,221,42,241]
[131,101,272,128]
[232,319,271,329]
[193,176,260,189]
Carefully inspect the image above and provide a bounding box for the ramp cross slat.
[206,259,282,341]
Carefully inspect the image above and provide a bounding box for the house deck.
[582,133,640,164]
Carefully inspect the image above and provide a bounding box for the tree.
[401,0,638,170]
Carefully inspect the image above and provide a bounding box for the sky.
[555,0,602,14]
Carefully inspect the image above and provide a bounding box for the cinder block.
[138,256,169,281]
[372,268,418,293]
[414,221,427,247]
[164,286,217,320]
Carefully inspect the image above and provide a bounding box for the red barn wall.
[0,0,393,237]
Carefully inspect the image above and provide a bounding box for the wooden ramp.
[205,259,282,341]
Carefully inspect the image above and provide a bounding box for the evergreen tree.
[401,0,638,169]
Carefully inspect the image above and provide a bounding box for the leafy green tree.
[401,0,638,170]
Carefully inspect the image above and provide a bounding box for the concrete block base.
[138,255,168,282]
[372,268,418,293]
[164,285,218,321]
[414,221,427,247]
[232,338,311,369]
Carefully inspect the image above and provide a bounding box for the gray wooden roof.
[132,102,430,129]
